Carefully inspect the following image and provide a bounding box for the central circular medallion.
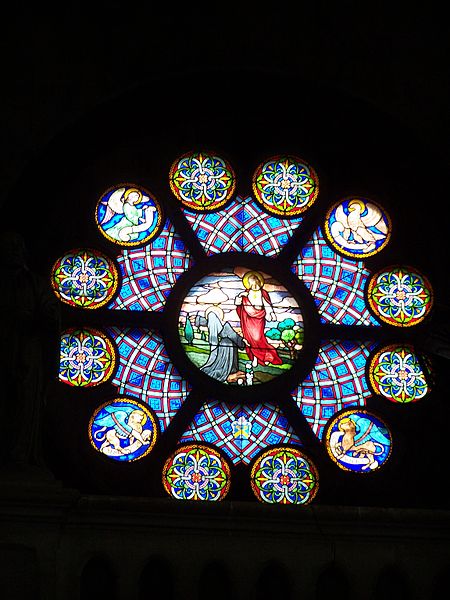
[179,266,304,385]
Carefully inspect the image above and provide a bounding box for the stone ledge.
[2,480,450,542]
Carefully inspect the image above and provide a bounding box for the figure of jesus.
[235,271,282,368]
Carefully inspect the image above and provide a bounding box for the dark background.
[1,3,448,509]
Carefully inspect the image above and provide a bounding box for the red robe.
[236,290,282,366]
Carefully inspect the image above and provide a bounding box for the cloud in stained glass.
[180,399,302,465]
[108,219,193,311]
[95,183,162,247]
[182,196,303,256]
[324,198,391,258]
[292,227,380,326]
[292,340,375,439]
[107,327,191,432]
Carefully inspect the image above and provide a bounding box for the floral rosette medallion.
[59,328,116,387]
[325,409,392,473]
[324,198,391,258]
[367,266,433,326]
[95,183,162,246]
[169,151,236,211]
[51,248,118,308]
[369,344,430,403]
[252,155,319,216]
[89,398,158,462]
[162,444,231,501]
[251,446,319,505]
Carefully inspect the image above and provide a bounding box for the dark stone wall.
[1,4,449,199]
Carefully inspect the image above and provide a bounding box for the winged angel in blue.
[99,187,158,243]
[92,405,152,458]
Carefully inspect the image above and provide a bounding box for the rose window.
[50,151,434,505]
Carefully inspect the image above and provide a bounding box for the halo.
[124,187,142,203]
[130,409,147,426]
[242,271,265,290]
[347,199,366,212]
[338,416,361,434]
[338,417,352,431]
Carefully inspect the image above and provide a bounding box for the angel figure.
[93,407,151,456]
[330,200,388,252]
[99,187,157,242]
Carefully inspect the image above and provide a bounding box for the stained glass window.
[51,249,119,308]
[59,328,116,387]
[182,196,303,256]
[324,409,392,472]
[162,444,231,501]
[251,446,319,505]
[368,344,431,403]
[50,149,435,505]
[96,184,162,246]
[89,398,158,461]
[180,400,301,465]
